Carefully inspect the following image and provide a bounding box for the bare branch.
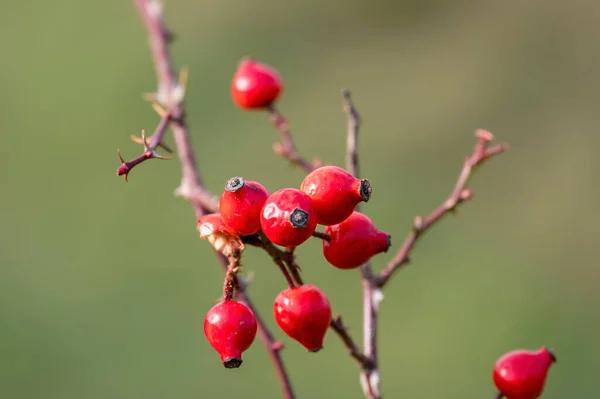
[375,130,509,288]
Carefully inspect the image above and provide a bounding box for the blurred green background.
[1,0,598,397]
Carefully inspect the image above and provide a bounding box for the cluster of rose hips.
[199,58,392,369]
[198,57,557,399]
[200,167,391,366]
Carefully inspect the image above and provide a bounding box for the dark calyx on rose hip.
[289,208,310,228]
[225,176,245,192]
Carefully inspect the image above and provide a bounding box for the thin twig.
[116,108,172,181]
[266,104,320,173]
[375,129,509,288]
[132,2,294,398]
[343,89,381,399]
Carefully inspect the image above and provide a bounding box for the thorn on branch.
[116,143,171,182]
[164,28,175,43]
[271,341,285,352]
[413,215,424,232]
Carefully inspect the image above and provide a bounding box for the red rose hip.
[220,176,269,236]
[231,57,283,109]
[300,165,372,225]
[260,188,317,247]
[323,211,391,269]
[493,347,556,399]
[273,284,331,352]
[204,299,258,368]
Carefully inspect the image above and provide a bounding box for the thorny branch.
[130,1,294,398]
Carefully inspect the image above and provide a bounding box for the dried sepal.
[197,213,245,256]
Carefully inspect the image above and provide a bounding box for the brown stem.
[284,247,305,286]
[311,231,331,241]
[330,315,375,369]
[343,90,381,399]
[375,129,509,288]
[223,252,241,300]
[132,2,294,398]
[266,104,320,173]
[494,393,505,399]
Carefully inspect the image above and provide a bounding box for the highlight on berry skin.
[231,57,284,110]
[203,299,258,369]
[493,347,556,399]
[300,165,372,226]
[260,188,318,247]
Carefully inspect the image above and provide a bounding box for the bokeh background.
[1,0,598,398]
